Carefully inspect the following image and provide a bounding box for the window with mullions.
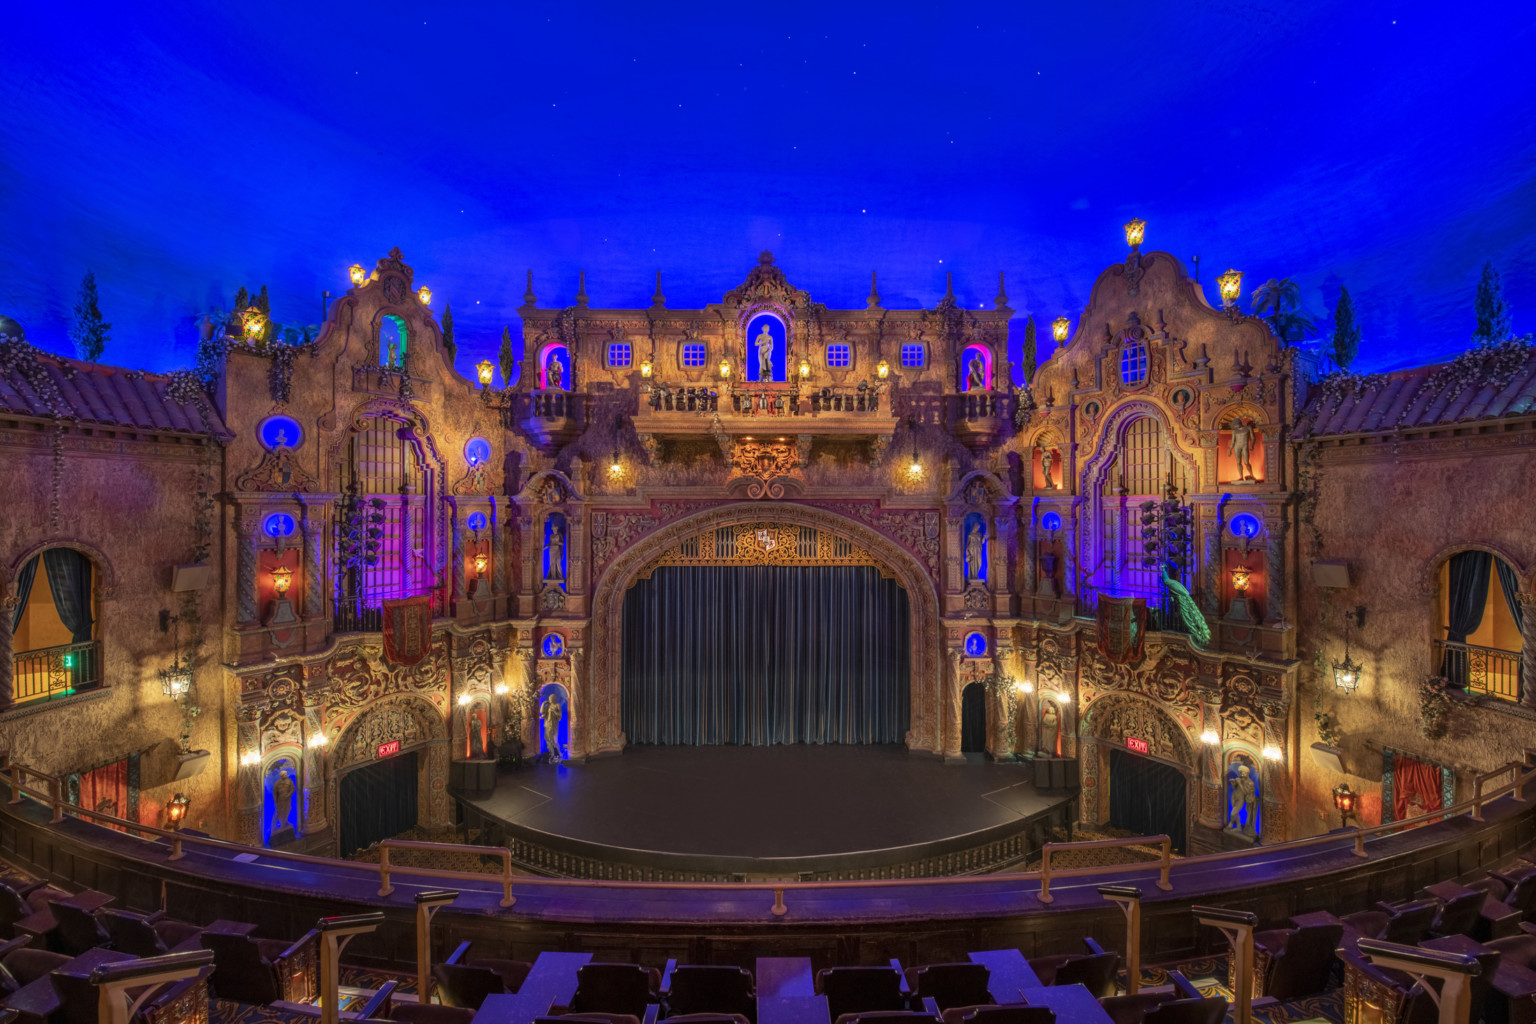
[901,343,925,368]
[608,343,632,368]
[1121,341,1148,386]
[681,343,706,367]
[827,343,851,368]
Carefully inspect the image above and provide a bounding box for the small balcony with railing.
[1435,551,1527,704]
[12,641,102,705]
[1435,639,1522,702]
[635,379,896,437]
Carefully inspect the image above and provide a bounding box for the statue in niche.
[1038,698,1061,756]
[966,354,987,392]
[1226,763,1258,835]
[755,324,775,380]
[547,355,564,390]
[965,523,985,583]
[540,695,564,763]
[545,521,565,582]
[1229,420,1257,482]
[269,768,297,839]
[1040,447,1054,489]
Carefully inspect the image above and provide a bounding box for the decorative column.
[944,648,963,760]
[1196,677,1224,830]
[1265,528,1285,625]
[301,505,325,620]
[491,500,506,597]
[567,647,586,761]
[1201,515,1221,617]
[519,647,538,753]
[1260,697,1289,842]
[301,684,328,834]
[235,704,263,845]
[0,597,14,709]
[1022,510,1037,596]
[1521,592,1536,709]
[1018,643,1038,756]
[450,507,466,606]
[236,510,260,625]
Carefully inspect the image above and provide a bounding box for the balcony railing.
[645,386,721,414]
[332,592,443,635]
[12,641,101,704]
[1436,639,1522,701]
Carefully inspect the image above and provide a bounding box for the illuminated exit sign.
[1125,737,1150,754]
[376,740,401,759]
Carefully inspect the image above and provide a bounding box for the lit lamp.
[242,310,266,341]
[473,551,488,577]
[494,683,509,697]
[239,750,261,768]
[1261,744,1283,761]
[907,447,922,478]
[609,451,623,477]
[349,264,366,287]
[798,357,811,379]
[1332,606,1364,694]
[1217,268,1244,309]
[1333,782,1358,828]
[267,566,297,627]
[308,731,328,748]
[457,693,472,707]
[1015,680,1033,694]
[1054,691,1071,705]
[719,358,732,379]
[640,356,654,378]
[476,359,495,388]
[270,566,292,597]
[1230,566,1250,592]
[1227,564,1254,624]
[1052,317,1071,343]
[166,793,189,830]
[417,286,433,306]
[876,358,890,380]
[1200,728,1221,746]
[159,663,192,701]
[1124,218,1146,250]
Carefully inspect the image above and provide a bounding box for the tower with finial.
[575,270,589,308]
[523,270,536,308]
[652,271,665,309]
[867,271,881,310]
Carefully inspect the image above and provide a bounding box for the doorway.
[338,750,419,857]
[1108,747,1187,854]
[960,683,987,754]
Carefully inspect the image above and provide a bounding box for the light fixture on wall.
[242,309,266,341]
[270,566,292,597]
[1333,782,1358,828]
[473,552,488,577]
[494,683,510,697]
[417,286,433,306]
[476,359,495,388]
[1261,744,1283,761]
[1124,218,1146,250]
[609,451,623,477]
[1229,566,1251,593]
[166,793,189,830]
[1217,268,1244,309]
[907,447,922,478]
[876,359,890,380]
[1200,728,1221,745]
[1332,606,1366,694]
[240,750,261,768]
[798,357,811,379]
[640,356,654,379]
[1052,317,1071,343]
[457,693,472,707]
[157,612,192,702]
[349,264,366,287]
[1053,691,1071,705]
[1015,679,1033,694]
[719,358,731,379]
[308,731,328,749]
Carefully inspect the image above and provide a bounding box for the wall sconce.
[798,357,811,379]
[1333,782,1358,828]
[876,359,890,380]
[609,451,623,477]
[417,286,433,306]
[494,683,510,696]
[242,310,266,341]
[349,264,366,286]
[640,356,654,379]
[166,793,189,830]
[1217,268,1244,309]
[719,358,731,379]
[1229,566,1251,593]
[1052,317,1071,343]
[1015,680,1033,694]
[473,552,488,577]
[1332,605,1365,694]
[907,447,922,478]
[240,750,261,768]
[1052,691,1071,705]
[270,566,293,597]
[457,693,472,707]
[476,359,495,388]
[1261,744,1283,761]
[308,731,328,749]
[1200,728,1221,745]
[1124,218,1146,250]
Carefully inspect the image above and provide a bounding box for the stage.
[456,745,1076,881]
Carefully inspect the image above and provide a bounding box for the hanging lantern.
[798,357,811,379]
[640,356,654,378]
[1217,268,1244,308]
[417,286,433,306]
[1332,607,1364,693]
[349,264,366,286]
[166,793,190,829]
[1333,783,1358,827]
[719,358,732,379]
[242,309,267,341]
[1124,218,1146,249]
[609,451,623,477]
[475,359,495,387]
[1052,317,1070,343]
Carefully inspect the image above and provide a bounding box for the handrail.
[378,839,515,908]
[5,756,1536,919]
[1038,835,1172,904]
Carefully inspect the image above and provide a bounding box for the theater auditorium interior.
[2,5,1535,1024]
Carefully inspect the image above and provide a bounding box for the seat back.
[0,885,32,932]
[48,900,109,956]
[572,963,656,1018]
[907,963,991,1011]
[668,965,756,1020]
[838,1014,940,1024]
[1264,923,1343,1002]
[389,1003,477,1024]
[203,930,280,1004]
[52,969,104,1024]
[2,947,70,986]
[952,1006,1057,1024]
[817,966,905,1022]
[1431,891,1484,937]
[1141,997,1228,1024]
[101,912,169,958]
[1380,900,1439,944]
[1488,933,1536,970]
[1051,952,1117,998]
[432,962,508,1010]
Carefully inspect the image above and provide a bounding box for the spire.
[995,272,1009,310]
[575,270,589,307]
[652,270,665,308]
[943,272,955,302]
[867,271,881,309]
[523,270,536,307]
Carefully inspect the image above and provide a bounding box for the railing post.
[1194,906,1257,1024]
[771,888,786,917]
[49,776,63,823]
[1472,775,1485,822]
[414,890,458,1004]
[8,763,23,805]
[1354,830,1368,858]
[1099,885,1142,994]
[168,835,184,862]
[500,850,516,908]
[377,844,393,897]
[1157,837,1173,891]
[1038,845,1054,904]
[1357,939,1481,1024]
[317,914,385,1024]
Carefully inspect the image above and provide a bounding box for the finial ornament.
[867,271,881,309]
[995,271,1008,309]
[523,270,536,307]
[652,270,665,308]
[943,272,955,302]
[575,270,589,307]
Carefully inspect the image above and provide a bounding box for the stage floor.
[459,745,1068,877]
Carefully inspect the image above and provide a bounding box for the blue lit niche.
[544,513,568,587]
[1229,513,1262,540]
[963,511,987,581]
[542,633,565,658]
[464,436,491,468]
[262,756,301,845]
[264,513,296,539]
[964,632,987,657]
[379,315,408,369]
[536,682,569,760]
[1041,511,1063,532]
[744,312,787,383]
[1225,753,1261,836]
[259,415,303,451]
[959,344,993,391]
[466,512,487,533]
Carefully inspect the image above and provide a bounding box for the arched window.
[1437,551,1524,700]
[1120,340,1147,386]
[379,315,408,369]
[1119,416,1167,497]
[334,416,433,630]
[11,548,99,704]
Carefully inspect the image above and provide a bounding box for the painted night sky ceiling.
[3,1,1533,379]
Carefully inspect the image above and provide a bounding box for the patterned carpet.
[1137,954,1343,1024]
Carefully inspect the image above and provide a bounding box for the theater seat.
[664,1015,752,1024]
[570,963,662,1019]
[941,1004,1056,1024]
[47,900,110,956]
[388,1004,476,1024]
[903,963,991,1012]
[432,943,532,1010]
[1,944,70,987]
[1028,939,1118,998]
[816,966,906,1022]
[535,1015,640,1024]
[665,964,756,1020]
[101,909,203,957]
[1237,921,1342,1001]
[1428,890,1487,938]
[1341,899,1439,949]
[202,927,317,1005]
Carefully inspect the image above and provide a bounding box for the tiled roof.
[0,355,228,436]
[1300,347,1536,438]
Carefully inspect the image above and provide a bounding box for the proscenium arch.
[588,502,944,758]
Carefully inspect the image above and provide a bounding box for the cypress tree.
[1473,262,1513,346]
[233,286,249,312]
[442,301,456,358]
[69,270,111,362]
[499,326,516,386]
[1021,316,1037,385]
[256,285,274,346]
[1331,286,1362,372]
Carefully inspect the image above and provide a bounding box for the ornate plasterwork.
[234,444,316,492]
[633,522,891,580]
[588,502,945,757]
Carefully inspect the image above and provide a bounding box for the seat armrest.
[1376,900,1405,915]
[891,959,909,996]
[1083,937,1106,955]
[1492,962,1536,999]
[923,997,940,1017]
[15,882,45,897]
[277,929,320,962]
[354,979,398,1020]
[0,935,31,959]
[661,958,677,996]
[1168,971,1200,1000]
[142,909,167,924]
[444,941,473,966]
[642,1005,659,1024]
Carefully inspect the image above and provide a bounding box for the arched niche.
[960,343,993,392]
[539,341,571,390]
[1079,692,1199,842]
[378,314,408,369]
[743,311,788,383]
[1216,405,1266,485]
[536,682,570,761]
[329,693,451,844]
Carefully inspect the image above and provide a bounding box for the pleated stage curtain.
[621,565,910,745]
